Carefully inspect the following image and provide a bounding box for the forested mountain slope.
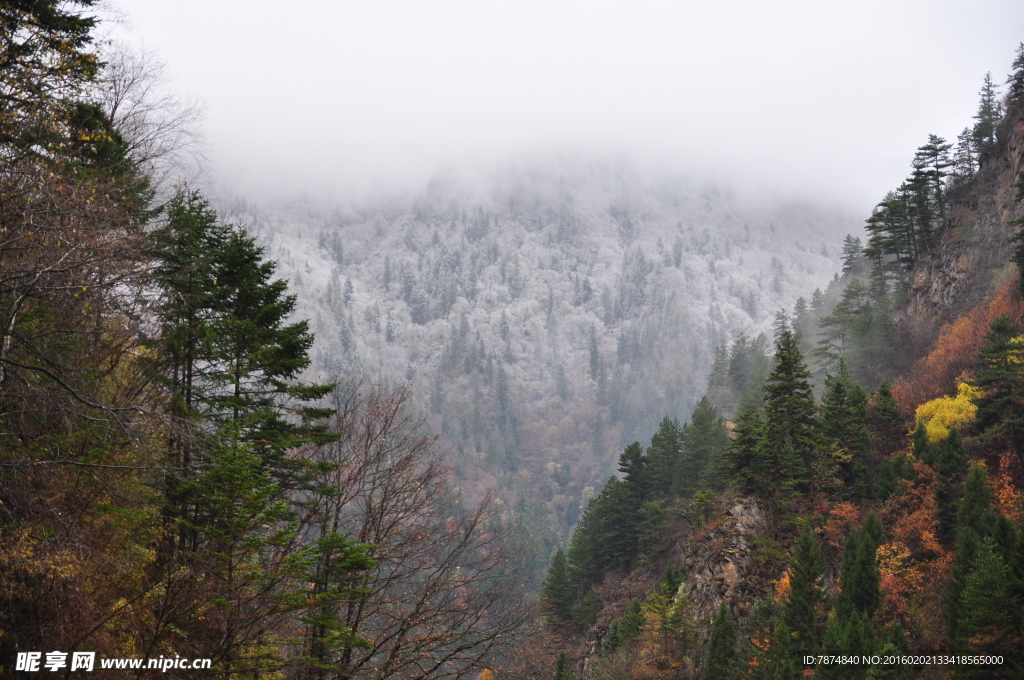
[525,49,1024,680]
[899,86,1024,342]
[219,164,855,542]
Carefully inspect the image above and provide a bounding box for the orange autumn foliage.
[774,572,791,603]
[883,461,946,562]
[876,542,917,625]
[821,502,861,550]
[994,450,1024,523]
[878,572,910,623]
[893,279,1023,416]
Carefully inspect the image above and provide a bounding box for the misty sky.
[120,0,1023,211]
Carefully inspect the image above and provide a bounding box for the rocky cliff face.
[903,98,1024,339]
[576,493,777,679]
[678,496,773,624]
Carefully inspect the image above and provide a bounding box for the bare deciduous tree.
[294,381,533,680]
[96,46,206,191]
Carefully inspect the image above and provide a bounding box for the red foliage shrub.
[893,280,1023,417]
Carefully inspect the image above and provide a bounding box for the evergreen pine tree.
[648,415,685,497]
[837,527,881,621]
[763,330,818,494]
[541,549,575,623]
[958,538,1016,669]
[958,465,997,538]
[952,127,978,183]
[151,191,232,439]
[636,501,670,564]
[565,484,612,584]
[818,609,875,680]
[207,227,334,458]
[601,620,624,652]
[862,512,885,553]
[619,441,650,502]
[552,652,573,680]
[880,623,911,656]
[866,381,906,459]
[911,420,934,465]
[935,429,970,544]
[704,603,739,680]
[621,597,645,639]
[972,72,1003,156]
[945,526,980,650]
[768,619,801,680]
[736,334,773,415]
[676,397,729,495]
[837,528,862,619]
[708,343,730,393]
[811,288,826,315]
[820,360,872,497]
[842,235,865,275]
[566,468,644,580]
[301,530,376,676]
[152,189,333,480]
[914,134,953,220]
[867,643,910,680]
[784,521,826,656]
[1009,42,1024,102]
[186,425,331,672]
[970,314,1024,455]
[722,408,767,494]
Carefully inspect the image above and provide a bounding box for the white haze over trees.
[114,0,1024,565]
[120,0,1024,209]
[218,159,857,558]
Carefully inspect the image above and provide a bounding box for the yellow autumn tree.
[914,382,982,442]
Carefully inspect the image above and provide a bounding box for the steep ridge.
[524,71,1024,680]
[904,96,1024,338]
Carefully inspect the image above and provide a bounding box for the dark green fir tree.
[819,360,872,497]
[648,415,686,497]
[541,549,575,624]
[957,538,1016,674]
[818,609,875,680]
[1009,42,1024,102]
[676,397,730,495]
[762,329,818,494]
[970,314,1024,455]
[972,72,1003,155]
[934,429,970,545]
[552,652,573,680]
[784,521,826,657]
[704,603,739,680]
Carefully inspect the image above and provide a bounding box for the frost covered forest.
[10,1,1024,679]
[223,166,854,545]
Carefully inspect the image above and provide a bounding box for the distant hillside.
[218,159,856,537]
[516,57,1024,680]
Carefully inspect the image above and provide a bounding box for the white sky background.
[117,0,1024,213]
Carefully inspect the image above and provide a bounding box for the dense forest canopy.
[0,2,529,677]
[530,43,1024,680]
[4,3,1024,680]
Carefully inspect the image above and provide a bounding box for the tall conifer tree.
[704,603,739,680]
[676,397,729,495]
[648,415,685,497]
[935,429,970,544]
[970,314,1024,455]
[785,521,826,656]
[541,549,575,623]
[762,329,817,494]
[973,72,1003,155]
